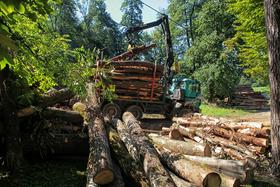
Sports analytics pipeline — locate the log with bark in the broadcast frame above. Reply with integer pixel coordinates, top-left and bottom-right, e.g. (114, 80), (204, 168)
(17, 88), (73, 118)
(168, 129), (184, 140)
(183, 155), (253, 183)
(177, 126), (255, 157)
(122, 112), (176, 187)
(85, 83), (114, 185)
(209, 127), (268, 147)
(106, 125), (149, 187)
(42, 107), (83, 123)
(148, 133), (212, 157)
(237, 128), (270, 138)
(157, 148), (221, 187)
(168, 170), (194, 187)
(110, 44), (157, 61)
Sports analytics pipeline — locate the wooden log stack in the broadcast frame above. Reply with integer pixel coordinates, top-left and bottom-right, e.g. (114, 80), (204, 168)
(230, 85), (268, 110)
(107, 60), (164, 101)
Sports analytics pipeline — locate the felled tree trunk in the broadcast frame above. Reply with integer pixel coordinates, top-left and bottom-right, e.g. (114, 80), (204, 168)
(122, 112), (176, 187)
(112, 119), (140, 161)
(157, 148), (221, 187)
(168, 170), (193, 187)
(183, 155), (253, 183)
(42, 107), (83, 123)
(0, 65), (24, 172)
(85, 83), (114, 185)
(17, 88), (73, 118)
(210, 127), (268, 147)
(237, 128), (270, 138)
(148, 133), (211, 157)
(220, 174), (241, 187)
(106, 126), (149, 187)
(168, 129), (184, 140)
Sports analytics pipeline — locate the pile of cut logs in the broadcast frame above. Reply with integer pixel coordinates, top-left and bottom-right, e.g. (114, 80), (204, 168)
(172, 113), (270, 159)
(84, 105), (257, 187)
(107, 44), (164, 101)
(231, 85), (268, 110)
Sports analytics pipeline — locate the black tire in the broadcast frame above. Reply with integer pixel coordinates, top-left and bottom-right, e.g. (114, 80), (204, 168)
(102, 103), (121, 119)
(177, 108), (193, 117)
(126, 105), (143, 120)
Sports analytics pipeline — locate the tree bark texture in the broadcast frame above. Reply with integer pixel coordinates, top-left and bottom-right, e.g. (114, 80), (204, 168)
(86, 83), (114, 185)
(264, 0), (280, 174)
(157, 148), (221, 187)
(210, 127), (268, 147)
(0, 65), (24, 172)
(148, 133), (211, 157)
(122, 112), (176, 187)
(106, 126), (149, 187)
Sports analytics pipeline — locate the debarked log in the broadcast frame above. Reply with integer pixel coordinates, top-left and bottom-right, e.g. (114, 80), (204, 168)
(148, 133), (211, 157)
(157, 148), (221, 187)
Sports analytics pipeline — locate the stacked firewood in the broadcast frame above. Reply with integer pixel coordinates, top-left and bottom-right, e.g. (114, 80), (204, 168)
(172, 113), (270, 160)
(231, 85), (268, 110)
(107, 44), (164, 101)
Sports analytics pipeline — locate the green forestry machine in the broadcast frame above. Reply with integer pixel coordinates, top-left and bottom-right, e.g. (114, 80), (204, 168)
(102, 15), (201, 119)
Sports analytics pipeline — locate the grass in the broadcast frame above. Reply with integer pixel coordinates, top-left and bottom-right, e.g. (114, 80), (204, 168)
(200, 103), (252, 118)
(253, 86), (270, 96)
(0, 159), (87, 187)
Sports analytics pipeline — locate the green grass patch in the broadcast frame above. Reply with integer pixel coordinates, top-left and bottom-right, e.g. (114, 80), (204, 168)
(253, 86), (270, 96)
(200, 103), (252, 118)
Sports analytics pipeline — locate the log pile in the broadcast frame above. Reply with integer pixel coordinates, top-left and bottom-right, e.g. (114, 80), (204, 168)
(107, 45), (165, 101)
(12, 90), (263, 186)
(173, 113), (270, 159)
(231, 85), (268, 110)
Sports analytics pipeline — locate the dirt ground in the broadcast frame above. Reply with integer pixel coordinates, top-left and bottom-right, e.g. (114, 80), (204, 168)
(230, 110), (271, 127)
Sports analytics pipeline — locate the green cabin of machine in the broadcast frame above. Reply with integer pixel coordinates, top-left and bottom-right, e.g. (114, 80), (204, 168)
(101, 15), (201, 119)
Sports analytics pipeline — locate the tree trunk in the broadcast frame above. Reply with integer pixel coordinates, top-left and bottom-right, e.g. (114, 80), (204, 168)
(0, 65), (24, 172)
(42, 107), (83, 123)
(237, 128), (270, 138)
(168, 170), (194, 187)
(264, 0), (280, 174)
(85, 83), (114, 185)
(183, 127), (255, 157)
(112, 119), (140, 161)
(183, 155), (253, 183)
(148, 133), (211, 157)
(210, 127), (268, 147)
(220, 174), (241, 187)
(106, 125), (149, 187)
(157, 148), (221, 187)
(122, 112), (176, 187)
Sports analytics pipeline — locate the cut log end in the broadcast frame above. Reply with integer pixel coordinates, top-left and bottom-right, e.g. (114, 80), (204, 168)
(204, 173), (221, 187)
(94, 169), (114, 185)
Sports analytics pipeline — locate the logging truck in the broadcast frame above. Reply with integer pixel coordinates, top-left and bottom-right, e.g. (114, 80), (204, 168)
(102, 15), (201, 119)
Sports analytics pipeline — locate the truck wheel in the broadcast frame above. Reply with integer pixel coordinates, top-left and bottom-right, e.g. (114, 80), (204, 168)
(178, 108), (193, 117)
(126, 105), (143, 120)
(102, 103), (121, 119)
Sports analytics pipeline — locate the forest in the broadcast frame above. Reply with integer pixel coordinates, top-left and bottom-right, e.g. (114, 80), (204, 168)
(0, 0), (280, 186)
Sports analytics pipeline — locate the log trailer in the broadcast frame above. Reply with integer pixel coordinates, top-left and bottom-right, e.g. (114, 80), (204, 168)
(102, 15), (201, 119)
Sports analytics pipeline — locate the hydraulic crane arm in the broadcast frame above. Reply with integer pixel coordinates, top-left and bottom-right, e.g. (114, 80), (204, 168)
(125, 15), (174, 78)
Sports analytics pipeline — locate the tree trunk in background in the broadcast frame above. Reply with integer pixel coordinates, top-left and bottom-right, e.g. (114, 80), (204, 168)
(264, 0), (280, 175)
(0, 65), (24, 172)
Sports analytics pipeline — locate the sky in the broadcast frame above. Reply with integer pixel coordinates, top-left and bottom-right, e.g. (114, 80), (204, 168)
(105, 0), (169, 24)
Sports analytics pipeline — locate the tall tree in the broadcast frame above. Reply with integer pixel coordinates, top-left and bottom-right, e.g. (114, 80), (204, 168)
(184, 0), (240, 101)
(228, 0), (268, 84)
(78, 0), (124, 56)
(264, 0), (280, 175)
(49, 0), (79, 48)
(120, 0), (143, 45)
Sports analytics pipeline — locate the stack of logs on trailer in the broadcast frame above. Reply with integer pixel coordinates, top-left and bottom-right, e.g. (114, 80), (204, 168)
(230, 85), (268, 110)
(106, 44), (164, 101)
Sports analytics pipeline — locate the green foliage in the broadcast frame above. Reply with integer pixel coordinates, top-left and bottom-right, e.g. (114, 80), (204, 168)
(227, 0), (268, 83)
(194, 53), (240, 100)
(183, 0), (239, 101)
(121, 0), (143, 45)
